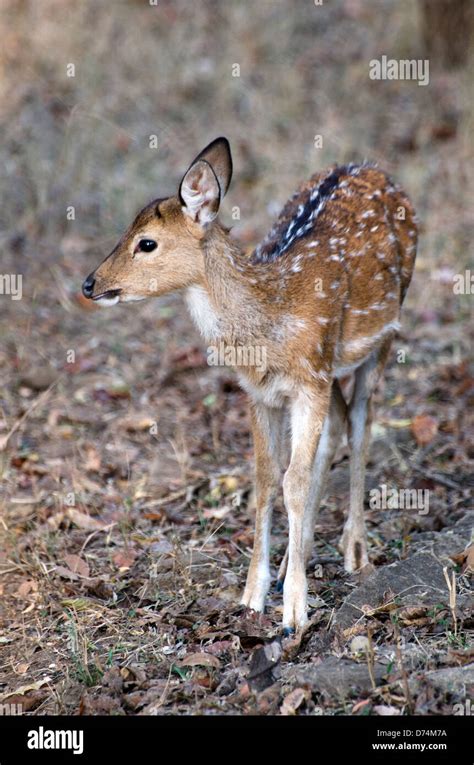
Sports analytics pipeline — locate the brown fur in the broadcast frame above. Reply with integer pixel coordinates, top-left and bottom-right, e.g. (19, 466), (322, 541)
(83, 139), (418, 631)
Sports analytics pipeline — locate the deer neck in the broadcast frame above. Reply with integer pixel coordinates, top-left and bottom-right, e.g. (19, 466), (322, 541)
(185, 224), (266, 346)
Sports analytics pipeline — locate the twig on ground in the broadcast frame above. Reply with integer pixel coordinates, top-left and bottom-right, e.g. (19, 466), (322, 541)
(411, 465), (461, 490)
(443, 566), (458, 636)
(366, 625), (376, 691)
(393, 620), (414, 714)
(0, 377), (62, 452)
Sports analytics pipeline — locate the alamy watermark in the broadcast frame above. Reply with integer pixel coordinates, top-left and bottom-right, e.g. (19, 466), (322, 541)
(369, 56), (429, 87)
(207, 342), (267, 373)
(0, 274), (22, 300)
(453, 269), (473, 294)
(27, 726), (84, 755)
(369, 484), (430, 515)
(0, 702), (23, 715)
(453, 699), (473, 716)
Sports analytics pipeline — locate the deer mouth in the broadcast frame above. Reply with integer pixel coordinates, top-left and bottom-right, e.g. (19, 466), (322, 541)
(92, 288), (122, 302)
(92, 288), (122, 306)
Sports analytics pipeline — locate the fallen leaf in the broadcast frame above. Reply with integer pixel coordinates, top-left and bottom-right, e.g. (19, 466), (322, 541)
(55, 566), (79, 580)
(46, 512), (64, 530)
(247, 641), (282, 691)
(202, 506), (231, 520)
(464, 545), (474, 574)
(450, 544), (474, 575)
(0, 690), (48, 712)
(118, 414), (156, 432)
(352, 699), (372, 714)
(411, 414), (438, 446)
(361, 600), (397, 616)
(93, 382), (131, 401)
(203, 640), (235, 656)
(142, 510), (165, 521)
(0, 679), (51, 702)
(61, 598), (104, 612)
(15, 579), (39, 600)
(219, 475), (239, 492)
(396, 605), (432, 626)
(256, 683), (280, 714)
(373, 705), (401, 716)
(66, 508), (110, 531)
(382, 418), (412, 429)
(180, 652), (221, 669)
(112, 549), (137, 570)
(84, 445), (101, 472)
(64, 554), (90, 578)
(280, 687), (310, 716)
(342, 623), (368, 640)
(388, 394), (405, 406)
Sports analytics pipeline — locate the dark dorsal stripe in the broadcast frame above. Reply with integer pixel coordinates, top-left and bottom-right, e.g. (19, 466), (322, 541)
(252, 163), (361, 264)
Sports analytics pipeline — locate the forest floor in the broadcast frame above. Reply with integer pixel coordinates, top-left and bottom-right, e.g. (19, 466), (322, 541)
(0, 0), (472, 715)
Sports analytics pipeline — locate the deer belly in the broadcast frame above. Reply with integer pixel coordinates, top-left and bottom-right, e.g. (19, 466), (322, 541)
(238, 371), (296, 407)
(333, 317), (401, 377)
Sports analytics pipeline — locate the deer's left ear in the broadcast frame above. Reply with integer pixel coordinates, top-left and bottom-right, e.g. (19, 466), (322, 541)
(179, 137), (233, 226)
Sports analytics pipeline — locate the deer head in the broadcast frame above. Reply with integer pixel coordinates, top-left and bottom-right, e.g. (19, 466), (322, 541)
(82, 137), (233, 305)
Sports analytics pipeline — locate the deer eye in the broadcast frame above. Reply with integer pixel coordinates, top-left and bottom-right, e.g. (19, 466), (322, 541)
(137, 239), (157, 253)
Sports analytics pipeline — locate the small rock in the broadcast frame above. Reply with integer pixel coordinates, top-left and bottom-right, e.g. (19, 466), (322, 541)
(409, 663), (474, 696)
(350, 636), (371, 655)
(19, 368), (57, 391)
(282, 656), (386, 698)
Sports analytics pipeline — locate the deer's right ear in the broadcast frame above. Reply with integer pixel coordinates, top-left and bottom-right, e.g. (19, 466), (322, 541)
(179, 137), (233, 227)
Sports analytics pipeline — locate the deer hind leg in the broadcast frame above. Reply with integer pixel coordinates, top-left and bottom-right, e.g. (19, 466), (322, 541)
(341, 340), (391, 572)
(241, 403), (284, 612)
(277, 381), (347, 587)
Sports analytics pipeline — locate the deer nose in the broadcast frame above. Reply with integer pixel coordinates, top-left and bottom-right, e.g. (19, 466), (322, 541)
(82, 273), (96, 299)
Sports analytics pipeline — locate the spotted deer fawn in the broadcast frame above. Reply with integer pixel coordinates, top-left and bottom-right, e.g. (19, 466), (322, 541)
(83, 137), (417, 632)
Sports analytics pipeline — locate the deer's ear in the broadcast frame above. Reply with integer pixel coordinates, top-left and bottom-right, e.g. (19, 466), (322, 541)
(179, 137), (233, 226)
